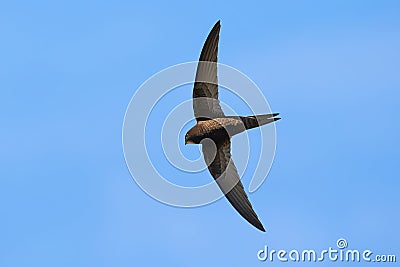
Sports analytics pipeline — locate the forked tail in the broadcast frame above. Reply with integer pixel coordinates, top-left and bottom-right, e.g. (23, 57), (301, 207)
(239, 113), (281, 130)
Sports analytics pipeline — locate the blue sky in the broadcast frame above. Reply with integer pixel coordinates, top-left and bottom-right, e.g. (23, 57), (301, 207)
(1, 1), (399, 266)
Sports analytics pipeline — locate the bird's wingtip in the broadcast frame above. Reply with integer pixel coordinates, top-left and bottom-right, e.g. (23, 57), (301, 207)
(256, 221), (266, 232)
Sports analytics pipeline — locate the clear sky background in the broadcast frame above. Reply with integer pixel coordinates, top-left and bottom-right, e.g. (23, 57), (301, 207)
(1, 1), (399, 266)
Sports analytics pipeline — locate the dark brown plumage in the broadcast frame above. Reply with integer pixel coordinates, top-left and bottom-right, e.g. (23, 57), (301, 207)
(185, 21), (280, 232)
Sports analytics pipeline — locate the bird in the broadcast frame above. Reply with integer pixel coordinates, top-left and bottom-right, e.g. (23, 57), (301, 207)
(184, 20), (280, 232)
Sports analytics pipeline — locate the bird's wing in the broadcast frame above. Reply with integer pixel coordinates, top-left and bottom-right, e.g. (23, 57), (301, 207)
(202, 138), (265, 232)
(193, 21), (225, 121)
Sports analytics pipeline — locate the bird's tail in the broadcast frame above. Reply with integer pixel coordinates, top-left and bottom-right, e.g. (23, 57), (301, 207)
(240, 113), (281, 130)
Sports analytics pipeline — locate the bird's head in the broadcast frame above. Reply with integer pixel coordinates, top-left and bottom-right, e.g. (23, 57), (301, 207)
(184, 132), (196, 145)
(185, 126), (200, 145)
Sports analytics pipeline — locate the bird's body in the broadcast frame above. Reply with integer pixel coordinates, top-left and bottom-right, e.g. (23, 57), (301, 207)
(186, 115), (279, 145)
(185, 21), (280, 232)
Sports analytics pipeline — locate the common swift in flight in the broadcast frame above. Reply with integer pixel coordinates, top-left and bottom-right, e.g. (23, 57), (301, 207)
(184, 21), (280, 232)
